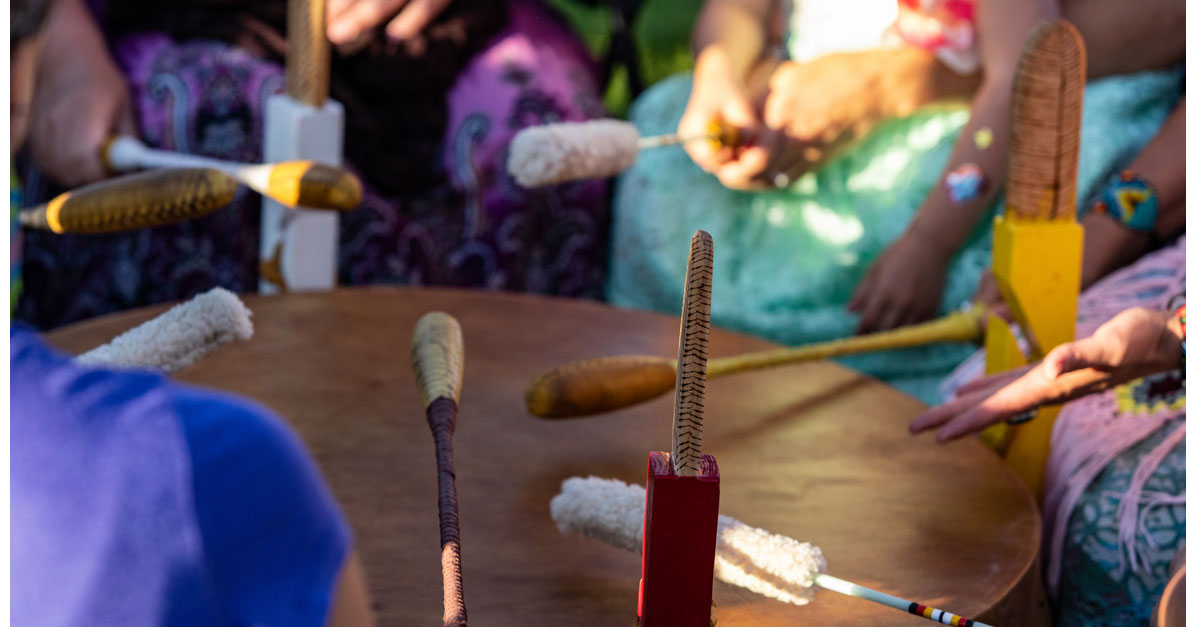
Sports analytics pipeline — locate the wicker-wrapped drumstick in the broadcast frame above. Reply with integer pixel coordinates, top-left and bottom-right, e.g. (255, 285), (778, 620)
(526, 305), (986, 418)
(19, 168), (237, 234)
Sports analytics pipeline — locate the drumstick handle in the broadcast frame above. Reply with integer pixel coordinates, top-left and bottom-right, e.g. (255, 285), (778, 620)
(105, 135), (270, 183)
(287, 0), (330, 107)
(815, 574), (994, 627)
(412, 312), (468, 626)
(707, 306), (985, 378)
(427, 398), (467, 627)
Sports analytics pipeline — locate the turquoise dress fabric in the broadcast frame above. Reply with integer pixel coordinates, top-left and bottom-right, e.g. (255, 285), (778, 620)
(607, 69), (1183, 403)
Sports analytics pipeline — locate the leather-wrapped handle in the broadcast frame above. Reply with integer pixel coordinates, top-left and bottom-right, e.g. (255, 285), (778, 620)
(19, 168), (237, 234)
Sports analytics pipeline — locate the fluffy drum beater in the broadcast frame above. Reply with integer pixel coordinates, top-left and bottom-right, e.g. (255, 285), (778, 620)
(507, 120), (643, 188)
(77, 287), (253, 372)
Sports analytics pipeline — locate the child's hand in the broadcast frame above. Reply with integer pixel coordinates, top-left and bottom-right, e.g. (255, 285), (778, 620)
(910, 306), (1184, 441)
(849, 231), (952, 334)
(679, 47), (769, 190)
(28, 0), (135, 187)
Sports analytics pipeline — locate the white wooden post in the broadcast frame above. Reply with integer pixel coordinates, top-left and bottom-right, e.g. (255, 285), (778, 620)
(259, 0), (341, 292)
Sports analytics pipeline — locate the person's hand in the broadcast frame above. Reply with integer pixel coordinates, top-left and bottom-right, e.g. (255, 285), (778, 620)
(327, 0), (451, 50)
(28, 0), (136, 187)
(849, 230), (952, 334)
(754, 54), (895, 186)
(679, 47), (770, 190)
(972, 271), (1012, 322)
(910, 306), (1184, 441)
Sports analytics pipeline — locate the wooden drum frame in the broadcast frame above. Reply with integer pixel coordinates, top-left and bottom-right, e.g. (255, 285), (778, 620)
(47, 287), (1045, 626)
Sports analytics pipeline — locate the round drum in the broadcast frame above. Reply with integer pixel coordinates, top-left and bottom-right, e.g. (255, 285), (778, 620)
(47, 287), (1042, 626)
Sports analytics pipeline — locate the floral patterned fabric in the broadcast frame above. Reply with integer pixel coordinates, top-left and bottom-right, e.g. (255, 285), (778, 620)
(15, 0), (609, 329)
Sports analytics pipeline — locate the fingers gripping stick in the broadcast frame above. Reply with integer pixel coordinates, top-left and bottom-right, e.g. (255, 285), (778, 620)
(639, 230), (721, 627)
(411, 312), (468, 627)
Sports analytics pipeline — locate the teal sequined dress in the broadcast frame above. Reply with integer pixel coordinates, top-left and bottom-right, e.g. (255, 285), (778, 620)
(608, 63), (1183, 404)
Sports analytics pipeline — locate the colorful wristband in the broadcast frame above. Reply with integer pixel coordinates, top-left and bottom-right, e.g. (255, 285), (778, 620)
(1090, 171), (1158, 232)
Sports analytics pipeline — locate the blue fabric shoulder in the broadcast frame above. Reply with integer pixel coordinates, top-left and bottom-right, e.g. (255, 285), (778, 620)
(174, 384), (352, 627)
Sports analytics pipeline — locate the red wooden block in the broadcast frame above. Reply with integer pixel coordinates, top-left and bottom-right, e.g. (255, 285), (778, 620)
(638, 451), (720, 626)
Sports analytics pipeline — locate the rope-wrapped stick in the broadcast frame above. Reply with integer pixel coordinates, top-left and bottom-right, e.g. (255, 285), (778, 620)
(551, 476), (995, 627)
(104, 136), (362, 211)
(411, 312), (468, 627)
(507, 118), (738, 188)
(526, 305), (986, 418)
(19, 168), (237, 234)
(77, 287), (253, 373)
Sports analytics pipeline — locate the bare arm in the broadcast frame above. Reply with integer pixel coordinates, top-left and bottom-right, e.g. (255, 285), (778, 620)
(326, 550), (376, 627)
(29, 0), (136, 186)
(1079, 97), (1185, 289)
(850, 0), (1058, 333)
(691, 0), (773, 81)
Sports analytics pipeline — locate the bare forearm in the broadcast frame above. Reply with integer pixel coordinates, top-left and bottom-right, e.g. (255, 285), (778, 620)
(692, 0), (772, 82)
(1079, 98), (1185, 289)
(907, 78), (1014, 260)
(1137, 98), (1185, 241)
(909, 0), (1059, 257)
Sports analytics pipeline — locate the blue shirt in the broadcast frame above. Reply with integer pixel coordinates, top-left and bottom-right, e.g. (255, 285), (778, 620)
(11, 326), (351, 626)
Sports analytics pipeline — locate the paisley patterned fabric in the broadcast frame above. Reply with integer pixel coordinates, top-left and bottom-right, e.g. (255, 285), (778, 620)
(1056, 417), (1184, 626)
(15, 0), (609, 329)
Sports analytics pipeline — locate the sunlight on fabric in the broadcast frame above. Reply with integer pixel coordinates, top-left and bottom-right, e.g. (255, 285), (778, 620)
(767, 206), (788, 227)
(801, 204), (863, 246)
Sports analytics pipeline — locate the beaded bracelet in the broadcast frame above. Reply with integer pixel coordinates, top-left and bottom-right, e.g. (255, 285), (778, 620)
(1090, 171), (1158, 232)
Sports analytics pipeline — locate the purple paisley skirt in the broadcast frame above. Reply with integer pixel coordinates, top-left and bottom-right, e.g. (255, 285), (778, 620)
(16, 0), (608, 329)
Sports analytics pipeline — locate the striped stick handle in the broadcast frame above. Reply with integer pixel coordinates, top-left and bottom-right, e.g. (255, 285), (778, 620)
(671, 230), (713, 477)
(411, 312), (467, 627)
(19, 168), (237, 234)
(815, 574), (994, 627)
(286, 0), (330, 107)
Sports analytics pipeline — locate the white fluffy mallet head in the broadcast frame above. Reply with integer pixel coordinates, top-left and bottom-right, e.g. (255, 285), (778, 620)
(507, 120), (642, 187)
(550, 476), (828, 605)
(77, 287), (253, 373)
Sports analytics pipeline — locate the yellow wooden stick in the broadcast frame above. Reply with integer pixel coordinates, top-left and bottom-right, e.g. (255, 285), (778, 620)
(526, 305), (985, 418)
(19, 168), (237, 234)
(104, 135), (362, 211)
